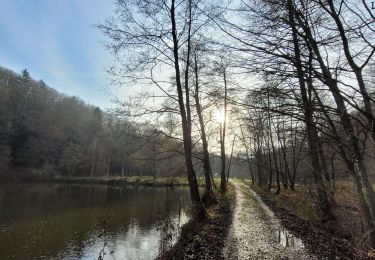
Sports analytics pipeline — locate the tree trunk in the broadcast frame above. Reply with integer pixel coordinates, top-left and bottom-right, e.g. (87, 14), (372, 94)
(240, 124), (255, 185)
(170, 0), (201, 204)
(226, 136), (236, 182)
(288, 0), (334, 221)
(296, 3), (375, 243)
(324, 0), (375, 147)
(220, 66), (228, 191)
(193, 52), (214, 197)
(153, 143), (156, 181)
(91, 137), (96, 177)
(121, 160), (125, 177)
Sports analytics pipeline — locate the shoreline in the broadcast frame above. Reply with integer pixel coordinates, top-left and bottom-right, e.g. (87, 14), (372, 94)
(0, 175), (206, 187)
(158, 183), (235, 259)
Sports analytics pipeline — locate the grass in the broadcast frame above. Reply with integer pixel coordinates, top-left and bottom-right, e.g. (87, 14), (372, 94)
(42, 175), (207, 187)
(254, 184), (320, 222)
(233, 178), (320, 222)
(333, 180), (374, 249)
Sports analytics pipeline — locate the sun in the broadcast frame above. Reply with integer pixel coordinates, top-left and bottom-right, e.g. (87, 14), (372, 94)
(214, 110), (225, 124)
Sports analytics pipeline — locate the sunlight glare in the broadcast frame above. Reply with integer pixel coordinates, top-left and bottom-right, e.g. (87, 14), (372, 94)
(214, 110), (225, 124)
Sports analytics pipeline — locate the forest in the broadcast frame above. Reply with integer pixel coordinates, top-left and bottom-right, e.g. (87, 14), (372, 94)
(1, 0), (375, 259)
(0, 66), (247, 182)
(0, 66), (191, 179)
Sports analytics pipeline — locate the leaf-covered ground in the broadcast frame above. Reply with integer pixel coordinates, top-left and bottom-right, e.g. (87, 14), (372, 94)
(159, 185), (235, 259)
(253, 183), (375, 260)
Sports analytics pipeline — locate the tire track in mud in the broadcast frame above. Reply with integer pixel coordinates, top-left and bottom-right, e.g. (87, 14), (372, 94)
(223, 182), (317, 260)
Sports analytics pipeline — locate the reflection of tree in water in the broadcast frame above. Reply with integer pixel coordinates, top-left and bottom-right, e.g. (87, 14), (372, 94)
(94, 216), (113, 260)
(94, 188), (190, 259)
(158, 187), (174, 254)
(158, 187), (188, 255)
(0, 184), (193, 260)
(158, 188), (191, 254)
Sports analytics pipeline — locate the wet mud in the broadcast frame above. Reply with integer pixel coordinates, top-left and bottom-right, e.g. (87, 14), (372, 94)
(224, 182), (316, 260)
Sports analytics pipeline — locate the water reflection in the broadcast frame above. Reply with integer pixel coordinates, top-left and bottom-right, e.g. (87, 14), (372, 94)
(0, 183), (191, 259)
(276, 228), (304, 249)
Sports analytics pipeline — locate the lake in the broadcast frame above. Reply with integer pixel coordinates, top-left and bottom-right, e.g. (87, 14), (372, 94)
(0, 182), (192, 260)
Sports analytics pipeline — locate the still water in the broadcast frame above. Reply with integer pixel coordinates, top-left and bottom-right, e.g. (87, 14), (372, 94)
(0, 183), (192, 260)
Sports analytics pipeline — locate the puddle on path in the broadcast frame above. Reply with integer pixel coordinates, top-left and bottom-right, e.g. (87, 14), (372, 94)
(276, 228), (304, 249)
(246, 185), (306, 250)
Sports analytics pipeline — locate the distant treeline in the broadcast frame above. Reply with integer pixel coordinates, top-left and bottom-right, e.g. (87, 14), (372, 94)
(0, 66), (186, 178)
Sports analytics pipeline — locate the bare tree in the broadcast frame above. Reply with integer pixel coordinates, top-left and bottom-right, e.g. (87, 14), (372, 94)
(98, 0), (220, 210)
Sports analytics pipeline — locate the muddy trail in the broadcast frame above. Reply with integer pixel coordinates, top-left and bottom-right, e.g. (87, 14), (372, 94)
(224, 182), (316, 260)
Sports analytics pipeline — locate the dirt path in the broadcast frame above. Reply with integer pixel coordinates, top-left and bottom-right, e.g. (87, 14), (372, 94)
(223, 182), (317, 260)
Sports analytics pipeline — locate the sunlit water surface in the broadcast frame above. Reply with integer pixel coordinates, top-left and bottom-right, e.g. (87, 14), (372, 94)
(0, 183), (192, 260)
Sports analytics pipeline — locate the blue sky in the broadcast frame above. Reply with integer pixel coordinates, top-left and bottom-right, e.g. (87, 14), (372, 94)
(0, 0), (119, 109)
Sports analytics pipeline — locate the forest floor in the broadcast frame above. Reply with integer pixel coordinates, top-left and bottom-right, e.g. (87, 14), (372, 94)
(223, 181), (316, 260)
(159, 183), (235, 259)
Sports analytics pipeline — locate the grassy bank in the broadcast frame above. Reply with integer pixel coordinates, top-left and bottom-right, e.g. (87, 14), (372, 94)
(159, 183), (235, 259)
(52, 176), (207, 187)
(0, 173), (206, 187)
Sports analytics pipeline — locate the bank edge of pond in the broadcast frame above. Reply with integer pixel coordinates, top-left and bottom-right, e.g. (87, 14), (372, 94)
(51, 176), (207, 187)
(0, 175), (206, 187)
(250, 183), (374, 260)
(158, 183), (235, 260)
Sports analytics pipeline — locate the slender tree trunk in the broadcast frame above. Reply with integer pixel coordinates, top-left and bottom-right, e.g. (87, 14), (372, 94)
(226, 136), (236, 182)
(240, 125), (255, 185)
(220, 66), (228, 191)
(107, 161), (111, 177)
(170, 0), (201, 204)
(121, 160), (125, 177)
(91, 137), (96, 177)
(256, 125), (265, 187)
(296, 3), (375, 243)
(288, 0), (334, 221)
(139, 148), (143, 177)
(324, 0), (375, 146)
(265, 89), (280, 193)
(193, 52), (214, 197)
(267, 135), (273, 191)
(317, 137), (330, 183)
(270, 120), (280, 194)
(153, 143), (156, 181)
(277, 123), (294, 190)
